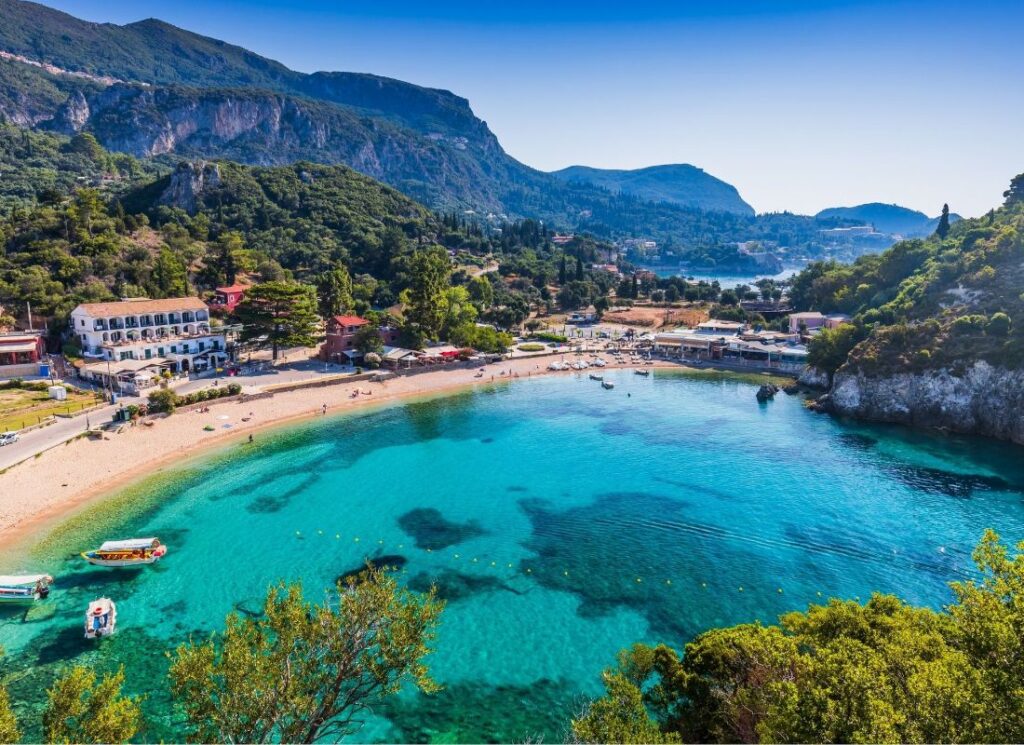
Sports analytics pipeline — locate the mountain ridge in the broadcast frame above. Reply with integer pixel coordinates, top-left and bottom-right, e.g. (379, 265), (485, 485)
(815, 202), (961, 237)
(550, 163), (754, 216)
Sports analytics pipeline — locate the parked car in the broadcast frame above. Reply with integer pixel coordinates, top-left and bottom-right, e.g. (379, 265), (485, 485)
(0, 432), (19, 446)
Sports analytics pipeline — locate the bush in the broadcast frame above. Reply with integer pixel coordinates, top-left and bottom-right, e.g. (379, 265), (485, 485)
(148, 388), (178, 413)
(517, 343), (546, 352)
(530, 331), (568, 344)
(987, 312), (1012, 337)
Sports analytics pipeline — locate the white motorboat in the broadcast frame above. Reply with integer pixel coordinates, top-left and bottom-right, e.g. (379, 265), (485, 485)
(82, 538), (167, 567)
(602, 381), (615, 390)
(84, 597), (116, 639)
(0, 574), (53, 604)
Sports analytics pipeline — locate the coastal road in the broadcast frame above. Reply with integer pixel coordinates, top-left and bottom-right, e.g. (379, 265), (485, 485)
(0, 362), (330, 471)
(0, 399), (129, 472)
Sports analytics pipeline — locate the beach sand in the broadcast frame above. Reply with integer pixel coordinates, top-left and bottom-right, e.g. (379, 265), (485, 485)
(0, 355), (673, 550)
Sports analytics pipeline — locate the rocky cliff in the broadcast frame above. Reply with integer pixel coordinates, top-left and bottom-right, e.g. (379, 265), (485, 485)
(826, 362), (1024, 445)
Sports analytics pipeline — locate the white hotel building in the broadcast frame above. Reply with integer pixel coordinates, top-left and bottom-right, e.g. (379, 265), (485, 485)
(70, 298), (228, 387)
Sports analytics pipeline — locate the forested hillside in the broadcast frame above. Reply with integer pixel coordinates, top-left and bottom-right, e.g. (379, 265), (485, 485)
(0, 125), (620, 347)
(0, 0), (882, 263)
(795, 174), (1023, 378)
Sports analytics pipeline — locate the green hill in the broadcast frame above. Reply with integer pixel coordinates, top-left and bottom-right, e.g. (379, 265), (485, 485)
(796, 175), (1024, 376)
(815, 202), (961, 237)
(550, 164), (754, 216)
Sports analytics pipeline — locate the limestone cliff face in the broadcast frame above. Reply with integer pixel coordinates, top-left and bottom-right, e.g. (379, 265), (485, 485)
(157, 161), (220, 214)
(828, 361), (1024, 445)
(798, 365), (830, 390)
(43, 83), (508, 212)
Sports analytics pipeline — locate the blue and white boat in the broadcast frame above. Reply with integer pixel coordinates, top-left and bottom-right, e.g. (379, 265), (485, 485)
(85, 597), (117, 639)
(0, 574), (53, 604)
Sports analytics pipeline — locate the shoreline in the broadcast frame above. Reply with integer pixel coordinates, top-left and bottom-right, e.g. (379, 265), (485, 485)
(1, 357), (720, 557)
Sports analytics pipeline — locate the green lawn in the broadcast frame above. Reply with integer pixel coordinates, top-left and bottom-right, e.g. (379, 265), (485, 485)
(0, 387), (103, 432)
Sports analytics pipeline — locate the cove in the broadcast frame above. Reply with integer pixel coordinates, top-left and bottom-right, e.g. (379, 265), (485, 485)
(3, 369), (1024, 743)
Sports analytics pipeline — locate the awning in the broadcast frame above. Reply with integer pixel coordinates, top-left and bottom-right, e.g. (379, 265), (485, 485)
(0, 342), (39, 354)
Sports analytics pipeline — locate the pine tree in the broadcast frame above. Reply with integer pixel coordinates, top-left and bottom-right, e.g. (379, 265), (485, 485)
(559, 255), (567, 285)
(575, 255), (584, 282)
(235, 281), (320, 360)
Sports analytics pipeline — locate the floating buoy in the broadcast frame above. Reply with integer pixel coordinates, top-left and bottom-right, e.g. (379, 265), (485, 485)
(665, 580), (672, 585)
(378, 539), (384, 544)
(454, 553), (460, 559)
(426, 548), (433, 552)
(701, 582), (707, 588)
(295, 531), (302, 536)
(564, 570), (569, 576)
(490, 561), (496, 567)
(354, 537), (360, 542)
(636, 578), (642, 583)
(777, 588), (783, 593)
(816, 591), (822, 597)
(738, 586), (744, 592)
(526, 568), (532, 573)
(507, 563), (513, 568)
(472, 558), (479, 563)
(398, 544), (404, 549)
(317, 530), (323, 535)
(335, 534), (340, 539)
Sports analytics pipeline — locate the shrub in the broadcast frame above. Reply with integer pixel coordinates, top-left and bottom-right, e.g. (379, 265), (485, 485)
(530, 332), (568, 344)
(148, 388), (179, 413)
(987, 312), (1012, 337)
(226, 383), (242, 395)
(517, 343), (546, 352)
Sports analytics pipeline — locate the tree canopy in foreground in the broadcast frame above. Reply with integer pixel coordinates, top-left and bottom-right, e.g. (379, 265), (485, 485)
(168, 563), (444, 744)
(573, 530), (1024, 744)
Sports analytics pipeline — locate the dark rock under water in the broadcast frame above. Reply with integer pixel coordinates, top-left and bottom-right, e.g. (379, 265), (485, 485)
(336, 554), (408, 585)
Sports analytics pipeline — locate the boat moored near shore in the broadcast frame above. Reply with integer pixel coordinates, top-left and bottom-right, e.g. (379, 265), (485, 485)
(82, 538), (167, 567)
(0, 574), (53, 604)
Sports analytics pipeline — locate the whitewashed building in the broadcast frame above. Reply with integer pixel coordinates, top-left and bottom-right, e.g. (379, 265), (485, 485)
(70, 298), (227, 373)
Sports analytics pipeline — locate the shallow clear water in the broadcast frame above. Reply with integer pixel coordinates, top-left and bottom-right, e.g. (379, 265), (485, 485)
(3, 370), (1024, 742)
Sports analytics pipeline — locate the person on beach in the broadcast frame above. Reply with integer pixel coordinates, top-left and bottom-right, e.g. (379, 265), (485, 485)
(322, 403), (328, 415)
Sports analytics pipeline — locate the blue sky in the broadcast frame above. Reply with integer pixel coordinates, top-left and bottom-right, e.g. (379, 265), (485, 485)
(46, 0), (1024, 217)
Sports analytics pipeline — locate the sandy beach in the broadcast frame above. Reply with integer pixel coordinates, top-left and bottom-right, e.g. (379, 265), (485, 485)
(0, 355), (675, 551)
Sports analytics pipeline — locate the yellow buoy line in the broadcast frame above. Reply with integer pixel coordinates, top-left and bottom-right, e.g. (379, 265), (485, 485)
(291, 531), (832, 595)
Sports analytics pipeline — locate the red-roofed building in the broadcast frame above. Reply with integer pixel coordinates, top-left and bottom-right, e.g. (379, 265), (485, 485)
(320, 316), (400, 362)
(208, 283), (250, 313)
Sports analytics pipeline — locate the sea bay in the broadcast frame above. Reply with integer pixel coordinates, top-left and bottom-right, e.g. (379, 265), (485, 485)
(2, 370), (1023, 742)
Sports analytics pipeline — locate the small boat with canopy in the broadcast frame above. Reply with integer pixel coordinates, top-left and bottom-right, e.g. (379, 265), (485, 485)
(84, 597), (116, 639)
(0, 574), (53, 604)
(81, 538), (167, 567)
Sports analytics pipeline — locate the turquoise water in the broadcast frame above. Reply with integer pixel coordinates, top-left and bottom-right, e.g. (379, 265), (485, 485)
(3, 370), (1024, 742)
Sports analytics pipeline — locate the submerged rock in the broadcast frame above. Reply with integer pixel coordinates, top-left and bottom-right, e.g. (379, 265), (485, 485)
(336, 554), (407, 585)
(397, 508), (486, 550)
(756, 383), (780, 402)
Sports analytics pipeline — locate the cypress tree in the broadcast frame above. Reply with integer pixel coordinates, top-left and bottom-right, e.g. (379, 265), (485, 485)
(936, 203), (951, 239)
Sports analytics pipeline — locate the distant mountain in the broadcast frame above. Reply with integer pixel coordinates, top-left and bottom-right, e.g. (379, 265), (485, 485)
(0, 0), (768, 243)
(815, 203), (961, 237)
(550, 164), (754, 216)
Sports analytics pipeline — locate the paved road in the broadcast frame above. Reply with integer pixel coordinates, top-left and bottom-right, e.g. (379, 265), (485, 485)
(0, 399), (130, 471)
(0, 358), (356, 470)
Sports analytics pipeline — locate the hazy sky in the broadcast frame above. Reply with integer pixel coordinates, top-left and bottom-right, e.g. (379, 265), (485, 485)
(44, 0), (1024, 217)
